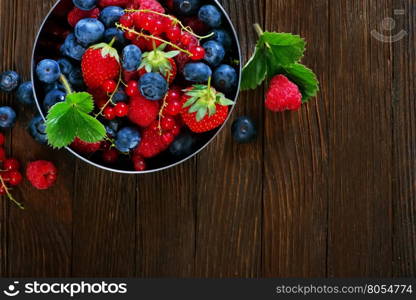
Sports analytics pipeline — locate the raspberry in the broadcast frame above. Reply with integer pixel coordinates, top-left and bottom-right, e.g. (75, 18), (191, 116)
(26, 161), (58, 190)
(128, 95), (160, 128)
(99, 0), (130, 7)
(67, 7), (100, 27)
(140, 0), (165, 13)
(265, 75), (302, 112)
(71, 138), (101, 154)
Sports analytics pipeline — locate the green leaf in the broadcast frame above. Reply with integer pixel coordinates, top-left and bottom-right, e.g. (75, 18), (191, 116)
(45, 92), (106, 149)
(196, 107), (207, 121)
(241, 45), (267, 91)
(164, 51), (180, 58)
(282, 63), (320, 102)
(261, 32), (306, 65)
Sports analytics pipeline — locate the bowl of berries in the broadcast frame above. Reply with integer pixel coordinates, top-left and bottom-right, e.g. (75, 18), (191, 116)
(31, 0), (241, 173)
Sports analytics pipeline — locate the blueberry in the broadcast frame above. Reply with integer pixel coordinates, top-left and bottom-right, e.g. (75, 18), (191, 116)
(75, 18), (105, 46)
(122, 45), (142, 71)
(231, 116), (257, 143)
(211, 29), (232, 49)
(203, 40), (225, 67)
(0, 71), (21, 92)
(113, 88), (127, 103)
(57, 58), (73, 75)
(16, 81), (35, 105)
(100, 6), (124, 28)
(115, 127), (141, 152)
(73, 0), (96, 11)
(213, 64), (238, 93)
(106, 120), (120, 137)
(28, 115), (47, 144)
(169, 133), (195, 157)
(183, 62), (212, 83)
(61, 34), (86, 61)
(104, 27), (127, 48)
(139, 72), (168, 101)
(43, 89), (66, 111)
(68, 68), (85, 89)
(36, 59), (61, 84)
(173, 0), (201, 16)
(0, 106), (16, 128)
(44, 82), (65, 93)
(198, 5), (222, 28)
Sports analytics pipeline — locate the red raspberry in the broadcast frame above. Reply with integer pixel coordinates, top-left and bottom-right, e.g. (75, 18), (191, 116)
(265, 75), (302, 112)
(67, 7), (100, 27)
(128, 95), (160, 127)
(135, 127), (165, 158)
(99, 0), (130, 7)
(71, 138), (101, 154)
(26, 161), (58, 190)
(140, 0), (165, 13)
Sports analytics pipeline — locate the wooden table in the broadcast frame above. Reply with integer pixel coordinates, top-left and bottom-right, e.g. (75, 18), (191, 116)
(0, 0), (415, 278)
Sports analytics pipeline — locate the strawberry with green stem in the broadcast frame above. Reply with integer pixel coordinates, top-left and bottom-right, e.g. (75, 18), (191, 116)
(181, 77), (234, 133)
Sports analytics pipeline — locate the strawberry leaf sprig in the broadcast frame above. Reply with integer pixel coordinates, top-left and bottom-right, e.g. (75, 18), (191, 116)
(242, 24), (319, 103)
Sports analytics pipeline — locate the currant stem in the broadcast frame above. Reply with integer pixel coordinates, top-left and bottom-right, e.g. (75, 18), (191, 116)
(116, 23), (192, 56)
(94, 72), (122, 118)
(124, 9), (214, 40)
(59, 74), (73, 94)
(0, 177), (24, 210)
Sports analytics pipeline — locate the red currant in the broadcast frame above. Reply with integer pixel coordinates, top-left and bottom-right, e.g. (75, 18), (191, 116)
(0, 133), (5, 146)
(180, 32), (193, 46)
(161, 116), (176, 131)
(141, 14), (155, 31)
(166, 89), (181, 102)
(161, 132), (175, 146)
(132, 155), (146, 171)
(103, 80), (117, 93)
(114, 102), (129, 117)
(165, 100), (182, 116)
(0, 148), (5, 162)
(102, 149), (119, 164)
(149, 19), (165, 35)
(166, 25), (181, 42)
(103, 106), (116, 120)
(1, 171), (10, 182)
(132, 12), (143, 27)
(3, 158), (20, 171)
(8, 171), (22, 186)
(190, 46), (206, 60)
(120, 13), (134, 27)
(126, 81), (139, 97)
(0, 185), (6, 195)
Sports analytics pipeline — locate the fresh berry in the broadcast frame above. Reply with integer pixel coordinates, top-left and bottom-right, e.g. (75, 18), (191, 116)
(161, 132), (175, 145)
(138, 44), (178, 83)
(213, 64), (237, 94)
(71, 137), (101, 153)
(57, 59), (74, 75)
(102, 79), (117, 93)
(181, 83), (234, 133)
(183, 62), (212, 83)
(122, 44), (142, 71)
(102, 148), (119, 163)
(75, 18), (105, 46)
(68, 68), (85, 88)
(166, 25), (181, 42)
(174, 51), (191, 72)
(61, 34), (86, 61)
(105, 119), (120, 137)
(169, 133), (195, 156)
(126, 80), (140, 96)
(180, 32), (193, 46)
(103, 106), (116, 120)
(100, 6), (125, 27)
(119, 13), (134, 27)
(202, 40), (225, 67)
(0, 133), (4, 145)
(26, 160), (58, 190)
(4, 158), (21, 171)
(128, 95), (160, 127)
(132, 154), (146, 171)
(16, 81), (35, 105)
(135, 127), (165, 158)
(190, 46), (205, 61)
(0, 71), (20, 92)
(0, 107), (16, 128)
(160, 116), (176, 131)
(113, 88), (128, 103)
(164, 99), (182, 116)
(99, 0), (129, 7)
(139, 72), (168, 101)
(115, 127), (141, 152)
(0, 148), (5, 162)
(210, 29), (232, 49)
(140, 0), (166, 13)
(36, 59), (61, 84)
(73, 0), (97, 11)
(173, 0), (201, 16)
(28, 115), (48, 144)
(68, 7), (100, 27)
(265, 75), (302, 112)
(123, 69), (139, 82)
(81, 40), (121, 89)
(104, 27), (128, 48)
(43, 89), (66, 111)
(231, 116), (257, 143)
(44, 81), (65, 93)
(183, 17), (209, 35)
(114, 102), (129, 117)
(8, 171), (23, 186)
(198, 4), (222, 28)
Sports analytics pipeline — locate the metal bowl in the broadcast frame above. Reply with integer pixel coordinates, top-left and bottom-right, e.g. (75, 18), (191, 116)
(31, 0), (242, 174)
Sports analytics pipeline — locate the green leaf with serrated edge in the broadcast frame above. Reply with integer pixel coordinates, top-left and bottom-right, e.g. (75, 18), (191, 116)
(282, 63), (319, 102)
(66, 92), (94, 114)
(45, 103), (78, 148)
(196, 107), (207, 121)
(241, 45), (267, 91)
(261, 32), (306, 65)
(73, 113), (106, 143)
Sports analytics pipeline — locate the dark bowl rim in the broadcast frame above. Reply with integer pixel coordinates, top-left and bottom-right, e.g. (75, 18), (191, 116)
(31, 0), (242, 174)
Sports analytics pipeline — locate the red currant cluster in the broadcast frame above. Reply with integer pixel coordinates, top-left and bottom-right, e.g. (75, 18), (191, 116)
(103, 101), (129, 120)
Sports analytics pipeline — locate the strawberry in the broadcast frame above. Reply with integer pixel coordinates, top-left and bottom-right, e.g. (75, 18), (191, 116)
(67, 7), (100, 27)
(81, 41), (121, 90)
(180, 81), (234, 133)
(128, 94), (160, 127)
(71, 138), (101, 153)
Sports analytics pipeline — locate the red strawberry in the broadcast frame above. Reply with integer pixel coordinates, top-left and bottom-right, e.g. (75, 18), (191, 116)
(71, 138), (101, 154)
(128, 94), (160, 127)
(99, 0), (130, 7)
(82, 41), (121, 89)
(265, 75), (302, 112)
(68, 7), (100, 27)
(180, 83), (234, 133)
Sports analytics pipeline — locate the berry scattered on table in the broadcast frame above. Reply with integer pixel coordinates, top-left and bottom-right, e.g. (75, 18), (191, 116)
(0, 71), (21, 92)
(231, 116), (257, 143)
(26, 160), (58, 190)
(16, 81), (35, 105)
(265, 75), (302, 112)
(0, 107), (17, 128)
(28, 115), (48, 144)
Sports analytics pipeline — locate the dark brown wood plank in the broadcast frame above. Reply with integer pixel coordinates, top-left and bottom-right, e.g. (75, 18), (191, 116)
(72, 167), (136, 277)
(392, 0), (416, 276)
(194, 0), (264, 278)
(0, 0), (74, 277)
(136, 160), (196, 277)
(263, 0), (330, 277)
(327, 0), (393, 277)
